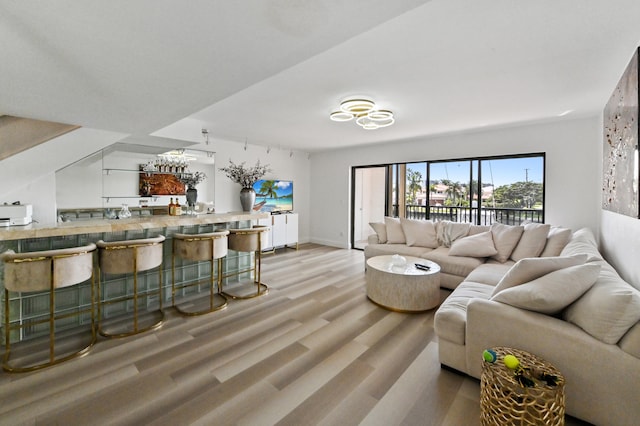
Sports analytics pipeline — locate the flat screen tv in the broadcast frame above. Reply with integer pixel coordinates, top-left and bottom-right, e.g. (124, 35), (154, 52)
(252, 179), (293, 213)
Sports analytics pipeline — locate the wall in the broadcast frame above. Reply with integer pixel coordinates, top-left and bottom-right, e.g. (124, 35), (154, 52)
(0, 127), (128, 224)
(601, 211), (640, 289)
(596, 107), (640, 289)
(310, 116), (601, 249)
(152, 119), (311, 244)
(211, 140), (310, 245)
(53, 136), (311, 244)
(56, 150), (216, 210)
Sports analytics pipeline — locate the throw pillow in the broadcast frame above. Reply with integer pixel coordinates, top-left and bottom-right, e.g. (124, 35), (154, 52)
(436, 220), (471, 247)
(510, 222), (551, 261)
(490, 223), (524, 263)
(563, 269), (640, 344)
(491, 253), (588, 296)
(449, 231), (498, 257)
(369, 222), (387, 244)
(540, 226), (571, 257)
(400, 218), (438, 248)
(384, 217), (406, 244)
(560, 227), (603, 262)
(491, 263), (600, 315)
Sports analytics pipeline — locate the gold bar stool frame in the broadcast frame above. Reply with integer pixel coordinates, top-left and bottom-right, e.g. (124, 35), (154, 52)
(96, 235), (165, 338)
(222, 226), (269, 299)
(1, 243), (97, 373)
(172, 231), (229, 315)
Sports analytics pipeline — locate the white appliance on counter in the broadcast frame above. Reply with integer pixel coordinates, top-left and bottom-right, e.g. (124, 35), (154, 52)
(0, 204), (33, 226)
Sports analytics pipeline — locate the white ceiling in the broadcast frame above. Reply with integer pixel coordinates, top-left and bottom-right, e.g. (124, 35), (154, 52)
(2, 0), (640, 153)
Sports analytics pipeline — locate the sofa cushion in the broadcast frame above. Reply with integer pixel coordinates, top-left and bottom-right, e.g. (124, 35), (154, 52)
(434, 281), (494, 345)
(619, 322), (640, 359)
(436, 221), (471, 247)
(490, 223), (524, 263)
(560, 227), (603, 262)
(369, 222), (387, 244)
(563, 268), (640, 344)
(422, 246), (486, 278)
(465, 262), (513, 286)
(491, 254), (588, 296)
(491, 263), (600, 315)
(384, 217), (406, 244)
(364, 244), (430, 259)
(449, 231), (497, 257)
(400, 218), (438, 248)
(468, 224), (491, 235)
(540, 226), (572, 257)
(510, 222), (551, 261)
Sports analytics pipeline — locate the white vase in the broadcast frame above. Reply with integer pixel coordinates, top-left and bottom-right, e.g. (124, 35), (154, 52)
(240, 187), (256, 212)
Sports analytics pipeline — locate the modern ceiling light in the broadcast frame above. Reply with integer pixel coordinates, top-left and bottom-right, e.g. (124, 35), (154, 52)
(329, 96), (394, 130)
(329, 111), (355, 122)
(340, 98), (375, 114)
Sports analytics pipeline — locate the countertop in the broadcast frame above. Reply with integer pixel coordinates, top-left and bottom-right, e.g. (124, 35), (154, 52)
(0, 212), (268, 241)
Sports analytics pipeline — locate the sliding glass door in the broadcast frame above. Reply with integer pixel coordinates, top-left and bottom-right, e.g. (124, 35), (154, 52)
(352, 166), (388, 249)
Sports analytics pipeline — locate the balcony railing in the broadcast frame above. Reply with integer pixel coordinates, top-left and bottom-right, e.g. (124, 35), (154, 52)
(395, 205), (543, 226)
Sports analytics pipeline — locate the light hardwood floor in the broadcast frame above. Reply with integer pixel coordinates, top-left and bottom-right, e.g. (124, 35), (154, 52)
(0, 244), (590, 425)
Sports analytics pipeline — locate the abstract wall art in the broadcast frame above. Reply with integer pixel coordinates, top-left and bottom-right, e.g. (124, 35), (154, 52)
(603, 47), (640, 218)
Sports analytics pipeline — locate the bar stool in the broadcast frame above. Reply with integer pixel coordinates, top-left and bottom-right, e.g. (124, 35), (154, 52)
(222, 225), (269, 299)
(96, 235), (165, 338)
(1, 243), (97, 372)
(172, 230), (229, 315)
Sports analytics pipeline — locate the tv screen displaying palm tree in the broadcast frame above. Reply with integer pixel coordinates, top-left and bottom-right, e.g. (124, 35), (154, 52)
(252, 179), (293, 213)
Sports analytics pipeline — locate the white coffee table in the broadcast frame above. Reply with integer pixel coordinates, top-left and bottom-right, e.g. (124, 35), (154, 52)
(365, 255), (441, 312)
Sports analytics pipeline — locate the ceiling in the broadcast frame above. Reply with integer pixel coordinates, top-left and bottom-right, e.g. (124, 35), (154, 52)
(2, 0), (640, 153)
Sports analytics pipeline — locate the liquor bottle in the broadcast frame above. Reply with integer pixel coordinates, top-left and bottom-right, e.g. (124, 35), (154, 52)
(174, 198), (182, 216)
(169, 198), (175, 216)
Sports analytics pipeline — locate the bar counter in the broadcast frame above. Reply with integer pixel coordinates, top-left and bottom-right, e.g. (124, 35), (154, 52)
(0, 211), (268, 241)
(0, 211), (269, 346)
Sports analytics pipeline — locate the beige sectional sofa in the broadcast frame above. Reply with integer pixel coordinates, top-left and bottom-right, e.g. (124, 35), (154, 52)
(365, 218), (640, 426)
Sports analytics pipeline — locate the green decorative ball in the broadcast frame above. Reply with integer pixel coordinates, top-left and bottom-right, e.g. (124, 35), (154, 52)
(483, 349), (497, 363)
(504, 354), (520, 370)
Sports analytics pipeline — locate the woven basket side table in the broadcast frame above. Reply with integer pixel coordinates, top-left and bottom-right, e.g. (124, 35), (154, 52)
(480, 347), (566, 426)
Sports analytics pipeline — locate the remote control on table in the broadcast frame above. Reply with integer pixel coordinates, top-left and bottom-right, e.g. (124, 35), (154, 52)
(414, 263), (430, 271)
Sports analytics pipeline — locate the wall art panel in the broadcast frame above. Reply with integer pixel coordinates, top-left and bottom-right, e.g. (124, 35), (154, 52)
(603, 47), (640, 218)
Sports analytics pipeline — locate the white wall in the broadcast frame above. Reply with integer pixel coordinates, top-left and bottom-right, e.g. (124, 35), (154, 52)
(57, 150), (216, 210)
(52, 136), (311, 244)
(310, 116), (601, 249)
(601, 211), (640, 289)
(212, 140), (310, 244)
(2, 173), (58, 224)
(0, 127), (128, 224)
(596, 108), (640, 289)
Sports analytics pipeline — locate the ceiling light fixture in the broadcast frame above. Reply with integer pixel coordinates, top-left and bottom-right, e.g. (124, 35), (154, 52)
(202, 128), (209, 145)
(329, 96), (394, 130)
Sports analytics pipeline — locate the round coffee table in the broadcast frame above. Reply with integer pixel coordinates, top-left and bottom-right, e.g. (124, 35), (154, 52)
(365, 255), (441, 312)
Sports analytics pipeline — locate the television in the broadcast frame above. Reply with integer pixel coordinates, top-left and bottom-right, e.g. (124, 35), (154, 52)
(252, 179), (293, 213)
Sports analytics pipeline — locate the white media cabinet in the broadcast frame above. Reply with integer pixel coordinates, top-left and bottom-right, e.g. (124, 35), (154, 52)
(257, 212), (298, 251)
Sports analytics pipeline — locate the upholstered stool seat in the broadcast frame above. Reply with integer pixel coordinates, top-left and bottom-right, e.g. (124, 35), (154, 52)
(96, 235), (165, 338)
(222, 226), (269, 299)
(2, 243), (97, 372)
(172, 230), (229, 315)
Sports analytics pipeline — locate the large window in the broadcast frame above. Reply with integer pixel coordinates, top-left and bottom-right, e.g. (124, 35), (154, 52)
(351, 153), (545, 248)
(402, 154), (544, 225)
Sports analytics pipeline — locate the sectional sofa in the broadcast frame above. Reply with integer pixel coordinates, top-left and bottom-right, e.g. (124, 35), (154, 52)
(365, 218), (640, 426)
